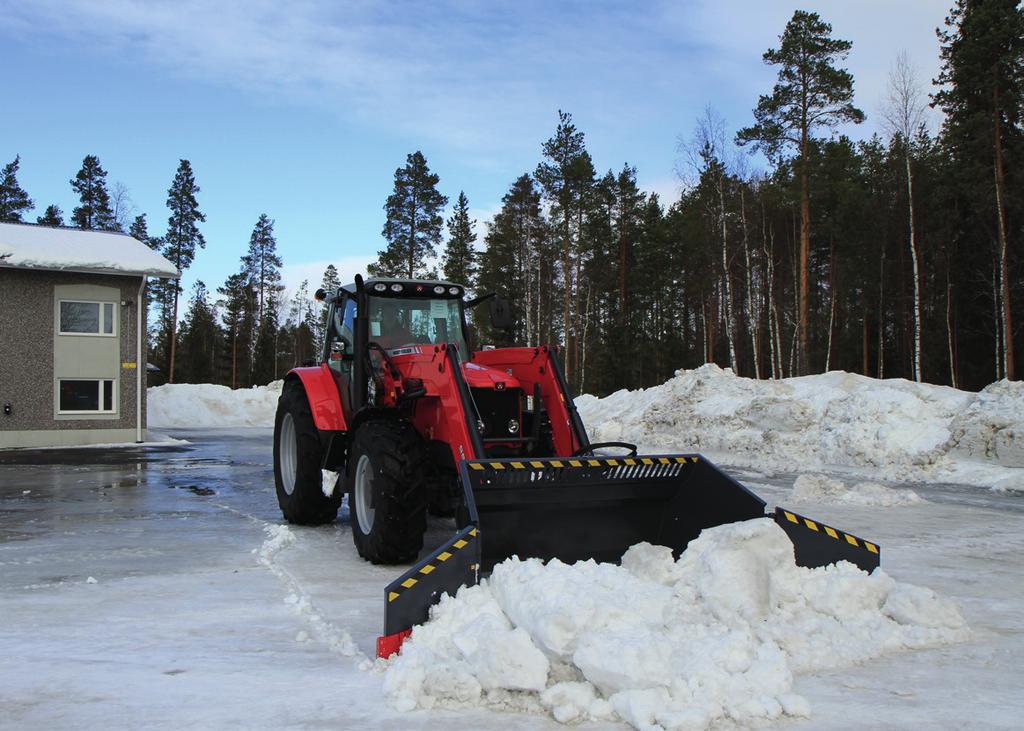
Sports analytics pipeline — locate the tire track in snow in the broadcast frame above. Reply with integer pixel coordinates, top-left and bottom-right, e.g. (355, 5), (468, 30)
(214, 502), (366, 663)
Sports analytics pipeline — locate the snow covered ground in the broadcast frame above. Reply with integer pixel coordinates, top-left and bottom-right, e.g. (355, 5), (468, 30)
(2, 368), (1022, 729)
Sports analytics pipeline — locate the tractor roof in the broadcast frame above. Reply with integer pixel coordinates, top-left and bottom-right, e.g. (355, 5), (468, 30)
(342, 277), (467, 298)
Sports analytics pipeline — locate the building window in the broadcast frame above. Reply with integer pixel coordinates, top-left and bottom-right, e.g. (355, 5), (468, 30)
(58, 379), (116, 414)
(59, 300), (117, 336)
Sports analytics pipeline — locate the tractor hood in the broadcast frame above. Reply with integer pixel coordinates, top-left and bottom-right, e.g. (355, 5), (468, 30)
(462, 361), (521, 391)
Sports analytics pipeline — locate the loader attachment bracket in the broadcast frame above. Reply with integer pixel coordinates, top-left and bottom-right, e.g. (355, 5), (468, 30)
(773, 507), (880, 573)
(378, 525), (480, 657)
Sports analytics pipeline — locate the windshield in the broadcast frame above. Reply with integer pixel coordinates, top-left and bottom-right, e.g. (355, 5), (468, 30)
(367, 296), (467, 359)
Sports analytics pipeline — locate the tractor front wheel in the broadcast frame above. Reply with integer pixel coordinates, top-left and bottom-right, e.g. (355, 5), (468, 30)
(274, 380), (341, 525)
(347, 419), (428, 564)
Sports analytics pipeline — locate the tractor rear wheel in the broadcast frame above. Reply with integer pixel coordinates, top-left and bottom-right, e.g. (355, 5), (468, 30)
(347, 419), (428, 564)
(274, 380), (342, 525)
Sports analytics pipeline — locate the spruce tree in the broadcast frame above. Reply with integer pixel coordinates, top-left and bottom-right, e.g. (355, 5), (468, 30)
(317, 264), (342, 346)
(934, 0), (1023, 380)
(736, 10), (864, 374)
(241, 213), (284, 322)
(70, 155), (117, 230)
(0, 155), (33, 222)
(476, 175), (549, 346)
(163, 159), (206, 382)
(252, 296), (280, 385)
(36, 204), (64, 227)
(176, 281), (221, 383)
(219, 272), (257, 389)
(370, 151), (448, 278)
(442, 191), (477, 287)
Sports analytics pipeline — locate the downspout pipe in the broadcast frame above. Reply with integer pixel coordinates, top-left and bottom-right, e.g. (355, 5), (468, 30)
(136, 277), (145, 443)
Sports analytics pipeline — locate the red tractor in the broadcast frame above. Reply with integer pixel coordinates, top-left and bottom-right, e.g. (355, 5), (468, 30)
(273, 275), (880, 656)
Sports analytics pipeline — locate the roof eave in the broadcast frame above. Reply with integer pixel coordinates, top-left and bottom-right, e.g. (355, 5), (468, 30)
(0, 263), (181, 279)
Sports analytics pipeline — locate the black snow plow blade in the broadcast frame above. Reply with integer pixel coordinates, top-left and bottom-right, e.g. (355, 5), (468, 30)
(377, 454), (881, 656)
(458, 455), (768, 570)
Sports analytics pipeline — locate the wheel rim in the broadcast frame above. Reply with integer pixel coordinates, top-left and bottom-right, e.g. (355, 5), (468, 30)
(354, 454), (375, 535)
(279, 412), (297, 496)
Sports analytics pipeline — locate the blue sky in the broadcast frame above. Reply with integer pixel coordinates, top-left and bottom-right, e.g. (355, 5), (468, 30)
(1, 0), (948, 307)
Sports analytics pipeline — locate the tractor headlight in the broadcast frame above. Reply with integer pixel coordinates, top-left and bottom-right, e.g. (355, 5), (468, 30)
(507, 418), (519, 434)
(373, 283), (387, 292)
(448, 286), (460, 296)
(390, 283), (403, 293)
(433, 285), (446, 294)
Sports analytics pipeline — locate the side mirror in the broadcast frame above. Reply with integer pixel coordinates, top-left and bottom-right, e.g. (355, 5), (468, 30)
(489, 297), (514, 331)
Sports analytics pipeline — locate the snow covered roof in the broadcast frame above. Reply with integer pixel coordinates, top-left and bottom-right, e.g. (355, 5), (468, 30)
(0, 222), (180, 278)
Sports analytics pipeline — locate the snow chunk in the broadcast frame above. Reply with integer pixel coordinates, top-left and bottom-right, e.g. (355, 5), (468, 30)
(791, 474), (925, 507)
(383, 519), (969, 729)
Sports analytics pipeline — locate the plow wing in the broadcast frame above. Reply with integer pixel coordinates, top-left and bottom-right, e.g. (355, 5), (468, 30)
(378, 454), (881, 656)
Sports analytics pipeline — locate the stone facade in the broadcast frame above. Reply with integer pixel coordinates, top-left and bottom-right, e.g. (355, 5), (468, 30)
(0, 268), (149, 448)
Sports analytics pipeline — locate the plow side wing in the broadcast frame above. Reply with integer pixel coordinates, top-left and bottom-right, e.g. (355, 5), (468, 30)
(459, 455), (767, 570)
(773, 507), (881, 573)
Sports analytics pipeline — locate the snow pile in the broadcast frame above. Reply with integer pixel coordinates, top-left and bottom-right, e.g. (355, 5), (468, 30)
(148, 381), (283, 428)
(383, 520), (967, 730)
(577, 364), (1021, 490)
(790, 474), (925, 507)
(946, 379), (1024, 469)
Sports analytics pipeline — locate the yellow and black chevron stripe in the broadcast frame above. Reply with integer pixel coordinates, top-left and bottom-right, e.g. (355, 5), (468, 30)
(780, 510), (879, 555)
(467, 455), (701, 471)
(387, 528), (479, 603)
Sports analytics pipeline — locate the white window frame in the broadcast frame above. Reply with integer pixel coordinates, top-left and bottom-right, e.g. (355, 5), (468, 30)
(57, 378), (118, 415)
(58, 299), (118, 337)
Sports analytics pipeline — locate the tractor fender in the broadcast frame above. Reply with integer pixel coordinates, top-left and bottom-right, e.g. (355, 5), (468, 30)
(287, 365), (348, 432)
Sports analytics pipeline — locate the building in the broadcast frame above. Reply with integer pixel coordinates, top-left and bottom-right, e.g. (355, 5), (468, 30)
(0, 222), (179, 448)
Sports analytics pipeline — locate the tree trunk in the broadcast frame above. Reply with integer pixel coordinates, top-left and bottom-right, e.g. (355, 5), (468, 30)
(993, 94), (1015, 380)
(906, 153), (922, 382)
(946, 262), (957, 389)
(719, 177), (737, 373)
(877, 249), (886, 379)
(862, 307), (869, 377)
(168, 284), (179, 383)
(798, 134), (811, 375)
(825, 236), (835, 372)
(741, 187), (760, 379)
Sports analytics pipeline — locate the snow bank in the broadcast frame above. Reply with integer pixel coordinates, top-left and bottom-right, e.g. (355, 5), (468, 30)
(577, 364), (1024, 491)
(148, 381), (282, 428)
(383, 520), (967, 729)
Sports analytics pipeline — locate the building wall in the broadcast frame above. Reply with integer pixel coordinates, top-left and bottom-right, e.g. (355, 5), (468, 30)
(0, 269), (148, 447)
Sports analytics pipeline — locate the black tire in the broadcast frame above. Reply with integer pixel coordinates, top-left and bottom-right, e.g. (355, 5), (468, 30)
(274, 380), (342, 525)
(347, 419), (429, 564)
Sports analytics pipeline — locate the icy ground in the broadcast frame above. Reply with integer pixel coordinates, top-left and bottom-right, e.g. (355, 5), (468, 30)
(1, 428), (1022, 729)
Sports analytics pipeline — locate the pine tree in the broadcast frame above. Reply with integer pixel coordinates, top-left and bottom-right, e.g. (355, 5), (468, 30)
(442, 191), (477, 287)
(0, 155), (33, 222)
(70, 155), (117, 231)
(241, 213), (284, 322)
(934, 0), (1023, 381)
(736, 10), (864, 374)
(535, 110), (596, 389)
(370, 151), (448, 278)
(36, 204), (64, 227)
(163, 159), (206, 383)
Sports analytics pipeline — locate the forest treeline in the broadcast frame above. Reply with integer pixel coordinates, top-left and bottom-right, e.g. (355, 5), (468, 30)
(1, 2), (1019, 394)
